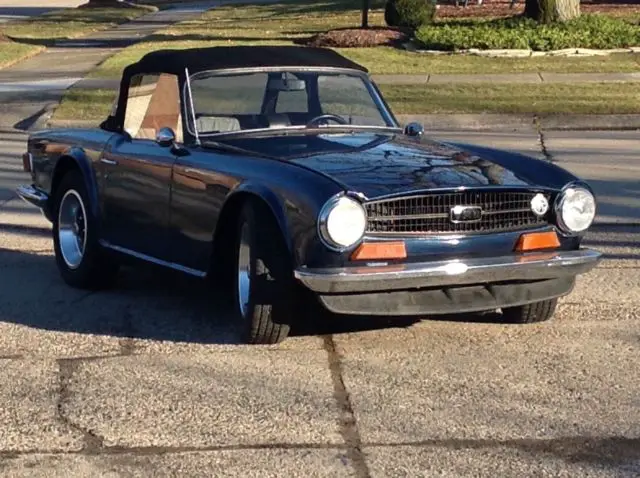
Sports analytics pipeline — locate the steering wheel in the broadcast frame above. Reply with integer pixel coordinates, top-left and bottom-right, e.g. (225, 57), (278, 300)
(305, 114), (348, 127)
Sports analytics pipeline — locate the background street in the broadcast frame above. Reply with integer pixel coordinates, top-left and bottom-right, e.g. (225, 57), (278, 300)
(1, 128), (638, 477)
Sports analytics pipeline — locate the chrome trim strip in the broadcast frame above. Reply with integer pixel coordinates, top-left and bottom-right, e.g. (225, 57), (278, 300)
(99, 240), (207, 278)
(364, 186), (557, 202)
(294, 248), (602, 294)
(184, 67), (200, 146)
(100, 158), (118, 165)
(368, 208), (535, 222)
(16, 185), (49, 208)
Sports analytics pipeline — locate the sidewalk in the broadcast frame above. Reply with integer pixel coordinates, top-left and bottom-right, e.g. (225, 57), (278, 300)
(0, 2), (220, 129)
(373, 72), (640, 85)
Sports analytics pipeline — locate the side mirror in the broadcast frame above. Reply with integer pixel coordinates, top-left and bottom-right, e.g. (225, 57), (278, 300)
(404, 122), (424, 138)
(156, 127), (176, 147)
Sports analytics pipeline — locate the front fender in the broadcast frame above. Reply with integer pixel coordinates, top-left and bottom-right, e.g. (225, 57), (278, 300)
(51, 147), (101, 219)
(226, 182), (294, 254)
(222, 172), (345, 268)
(445, 142), (584, 190)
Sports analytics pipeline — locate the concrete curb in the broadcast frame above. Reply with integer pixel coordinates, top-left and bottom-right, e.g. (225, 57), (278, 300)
(397, 114), (640, 131)
(403, 42), (640, 58)
(47, 114), (640, 132)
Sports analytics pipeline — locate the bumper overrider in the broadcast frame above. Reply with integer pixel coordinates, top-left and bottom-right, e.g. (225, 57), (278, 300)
(294, 249), (602, 315)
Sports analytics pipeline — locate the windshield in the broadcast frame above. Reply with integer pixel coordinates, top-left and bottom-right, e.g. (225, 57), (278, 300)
(187, 69), (395, 137)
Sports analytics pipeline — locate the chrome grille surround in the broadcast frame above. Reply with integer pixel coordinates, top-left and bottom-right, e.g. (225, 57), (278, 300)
(365, 190), (552, 235)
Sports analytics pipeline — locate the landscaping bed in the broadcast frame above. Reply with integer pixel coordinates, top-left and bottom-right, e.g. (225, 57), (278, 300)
(414, 13), (640, 51)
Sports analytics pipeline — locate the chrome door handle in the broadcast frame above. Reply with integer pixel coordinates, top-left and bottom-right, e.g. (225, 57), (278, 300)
(100, 158), (118, 165)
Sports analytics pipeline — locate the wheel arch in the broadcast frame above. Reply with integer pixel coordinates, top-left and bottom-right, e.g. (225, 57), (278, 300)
(210, 184), (294, 275)
(49, 148), (100, 221)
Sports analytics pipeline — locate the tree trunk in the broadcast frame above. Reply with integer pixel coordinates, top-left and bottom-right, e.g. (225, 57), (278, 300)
(524, 0), (580, 23)
(361, 0), (370, 28)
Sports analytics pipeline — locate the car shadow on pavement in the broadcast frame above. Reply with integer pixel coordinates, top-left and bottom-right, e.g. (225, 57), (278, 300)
(0, 245), (506, 345)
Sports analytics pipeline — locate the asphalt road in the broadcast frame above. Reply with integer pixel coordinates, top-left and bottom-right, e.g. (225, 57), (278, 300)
(0, 129), (639, 477)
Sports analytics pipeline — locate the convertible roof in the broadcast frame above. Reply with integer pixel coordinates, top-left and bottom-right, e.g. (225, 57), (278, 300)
(124, 45), (368, 76)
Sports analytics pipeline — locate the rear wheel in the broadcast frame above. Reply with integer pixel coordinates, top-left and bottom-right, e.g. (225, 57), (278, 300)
(501, 298), (558, 324)
(52, 170), (119, 289)
(231, 199), (293, 344)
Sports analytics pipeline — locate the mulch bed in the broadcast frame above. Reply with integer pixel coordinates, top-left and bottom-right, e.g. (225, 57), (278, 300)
(305, 26), (410, 48)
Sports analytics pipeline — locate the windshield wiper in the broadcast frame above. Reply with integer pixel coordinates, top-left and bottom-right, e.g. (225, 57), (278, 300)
(200, 124), (402, 141)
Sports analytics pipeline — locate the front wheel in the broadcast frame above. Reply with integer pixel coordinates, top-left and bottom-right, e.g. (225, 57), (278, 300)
(501, 298), (558, 324)
(52, 170), (119, 289)
(232, 200), (293, 344)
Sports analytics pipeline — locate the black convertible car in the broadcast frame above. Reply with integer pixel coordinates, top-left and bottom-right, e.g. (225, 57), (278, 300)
(17, 46), (601, 344)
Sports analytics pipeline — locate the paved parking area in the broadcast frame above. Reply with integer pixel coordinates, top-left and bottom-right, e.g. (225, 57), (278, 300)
(0, 130), (638, 476)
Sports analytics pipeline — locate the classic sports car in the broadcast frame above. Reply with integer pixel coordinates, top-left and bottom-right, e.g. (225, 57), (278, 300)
(17, 46), (601, 344)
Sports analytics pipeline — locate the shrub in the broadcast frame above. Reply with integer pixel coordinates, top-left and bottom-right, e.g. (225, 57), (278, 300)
(414, 14), (640, 51)
(385, 0), (436, 30)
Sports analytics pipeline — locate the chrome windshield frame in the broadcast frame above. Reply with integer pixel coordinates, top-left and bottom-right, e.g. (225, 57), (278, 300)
(182, 66), (399, 140)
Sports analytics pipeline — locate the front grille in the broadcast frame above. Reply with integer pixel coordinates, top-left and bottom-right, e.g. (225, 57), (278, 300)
(365, 191), (550, 235)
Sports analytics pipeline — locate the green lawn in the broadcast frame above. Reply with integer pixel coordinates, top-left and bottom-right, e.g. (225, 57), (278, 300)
(381, 82), (640, 115)
(52, 81), (640, 124)
(54, 88), (117, 122)
(0, 41), (43, 69)
(85, 0), (640, 79)
(0, 7), (151, 69)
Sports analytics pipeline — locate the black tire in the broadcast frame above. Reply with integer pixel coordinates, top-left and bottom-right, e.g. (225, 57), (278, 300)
(501, 298), (558, 324)
(52, 169), (119, 289)
(231, 199), (293, 344)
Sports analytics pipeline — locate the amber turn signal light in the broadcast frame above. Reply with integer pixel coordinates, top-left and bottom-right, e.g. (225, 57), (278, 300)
(515, 231), (560, 252)
(351, 241), (407, 260)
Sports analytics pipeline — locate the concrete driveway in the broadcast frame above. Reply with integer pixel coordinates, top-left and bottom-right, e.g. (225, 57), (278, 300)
(0, 128), (638, 476)
(0, 1), (84, 23)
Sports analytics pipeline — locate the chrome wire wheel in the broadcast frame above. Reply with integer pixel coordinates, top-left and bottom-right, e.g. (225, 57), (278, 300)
(57, 189), (87, 270)
(237, 221), (252, 318)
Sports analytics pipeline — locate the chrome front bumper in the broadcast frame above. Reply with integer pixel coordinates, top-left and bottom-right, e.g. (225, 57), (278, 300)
(16, 185), (49, 209)
(294, 249), (602, 294)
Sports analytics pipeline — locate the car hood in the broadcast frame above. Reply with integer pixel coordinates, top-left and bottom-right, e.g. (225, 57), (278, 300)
(281, 133), (541, 199)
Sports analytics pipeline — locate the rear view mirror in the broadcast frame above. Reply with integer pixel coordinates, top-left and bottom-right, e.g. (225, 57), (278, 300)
(267, 78), (305, 91)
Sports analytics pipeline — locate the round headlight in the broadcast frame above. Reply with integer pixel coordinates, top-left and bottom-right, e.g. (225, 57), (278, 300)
(319, 195), (366, 249)
(557, 186), (596, 233)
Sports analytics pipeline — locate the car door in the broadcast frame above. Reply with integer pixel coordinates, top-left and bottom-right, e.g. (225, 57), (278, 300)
(99, 72), (183, 262)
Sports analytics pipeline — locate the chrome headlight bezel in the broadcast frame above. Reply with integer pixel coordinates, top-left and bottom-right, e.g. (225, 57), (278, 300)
(318, 193), (367, 251)
(554, 182), (597, 235)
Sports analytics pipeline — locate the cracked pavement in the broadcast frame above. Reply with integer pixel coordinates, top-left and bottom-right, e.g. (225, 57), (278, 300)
(0, 129), (639, 477)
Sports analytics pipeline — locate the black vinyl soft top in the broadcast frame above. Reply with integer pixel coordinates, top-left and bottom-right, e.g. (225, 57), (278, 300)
(107, 46), (370, 139)
(124, 45), (368, 76)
